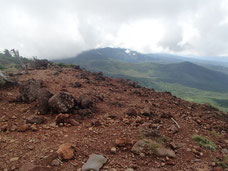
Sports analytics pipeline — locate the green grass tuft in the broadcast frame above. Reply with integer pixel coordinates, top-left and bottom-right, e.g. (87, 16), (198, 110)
(143, 139), (162, 155)
(192, 135), (217, 150)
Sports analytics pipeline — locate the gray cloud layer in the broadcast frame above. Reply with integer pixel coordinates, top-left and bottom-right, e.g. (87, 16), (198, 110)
(0, 0), (228, 58)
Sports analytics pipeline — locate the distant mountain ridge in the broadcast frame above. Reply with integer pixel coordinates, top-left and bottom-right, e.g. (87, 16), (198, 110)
(55, 47), (228, 111)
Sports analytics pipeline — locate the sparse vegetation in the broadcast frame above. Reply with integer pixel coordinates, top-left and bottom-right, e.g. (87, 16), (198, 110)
(213, 155), (228, 168)
(144, 139), (162, 155)
(192, 135), (217, 150)
(154, 136), (169, 144)
(211, 130), (222, 137)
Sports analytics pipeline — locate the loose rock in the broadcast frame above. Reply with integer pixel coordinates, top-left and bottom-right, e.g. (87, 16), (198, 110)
(48, 91), (75, 113)
(57, 143), (75, 160)
(36, 88), (53, 114)
(26, 116), (45, 124)
(156, 148), (176, 158)
(82, 154), (107, 171)
(19, 79), (43, 103)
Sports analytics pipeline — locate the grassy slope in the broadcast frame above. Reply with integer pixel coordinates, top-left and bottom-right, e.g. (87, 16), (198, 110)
(70, 59), (228, 112)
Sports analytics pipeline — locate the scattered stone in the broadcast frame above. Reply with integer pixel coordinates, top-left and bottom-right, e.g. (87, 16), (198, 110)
(79, 95), (93, 109)
(169, 125), (179, 134)
(142, 129), (160, 138)
(55, 114), (70, 125)
(115, 138), (129, 147)
(211, 162), (216, 167)
(51, 159), (60, 166)
(18, 124), (30, 132)
(41, 153), (58, 166)
(141, 107), (154, 117)
(30, 125), (38, 131)
(140, 153), (146, 157)
(75, 109), (93, 117)
(26, 116), (45, 124)
(169, 142), (178, 150)
(82, 154), (107, 171)
(91, 120), (102, 127)
(222, 148), (228, 154)
(68, 119), (79, 126)
(156, 148), (176, 158)
(10, 157), (19, 162)
(57, 143), (75, 160)
(110, 147), (117, 154)
(19, 79), (43, 103)
(49, 91), (75, 113)
(71, 82), (82, 88)
(126, 108), (137, 116)
(131, 139), (149, 154)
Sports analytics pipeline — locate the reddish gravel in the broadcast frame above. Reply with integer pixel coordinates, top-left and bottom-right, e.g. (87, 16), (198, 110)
(0, 67), (227, 171)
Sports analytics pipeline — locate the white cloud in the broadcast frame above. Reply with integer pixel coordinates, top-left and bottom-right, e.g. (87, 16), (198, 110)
(0, 0), (228, 58)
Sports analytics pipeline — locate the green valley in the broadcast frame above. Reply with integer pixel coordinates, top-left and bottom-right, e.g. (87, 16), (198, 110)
(55, 48), (228, 112)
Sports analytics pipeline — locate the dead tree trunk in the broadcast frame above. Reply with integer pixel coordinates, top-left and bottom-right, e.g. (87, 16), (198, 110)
(11, 49), (28, 73)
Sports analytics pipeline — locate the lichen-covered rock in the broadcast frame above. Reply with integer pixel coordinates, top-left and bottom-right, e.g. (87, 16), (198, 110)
(48, 91), (75, 113)
(131, 139), (149, 154)
(19, 79), (43, 103)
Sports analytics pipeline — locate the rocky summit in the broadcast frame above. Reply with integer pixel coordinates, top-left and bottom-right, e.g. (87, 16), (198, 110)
(0, 66), (228, 171)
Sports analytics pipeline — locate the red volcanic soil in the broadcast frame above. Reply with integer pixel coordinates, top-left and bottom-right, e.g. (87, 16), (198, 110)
(0, 67), (227, 171)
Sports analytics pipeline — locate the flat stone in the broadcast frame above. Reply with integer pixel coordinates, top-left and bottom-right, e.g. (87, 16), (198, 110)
(82, 154), (107, 171)
(156, 148), (176, 158)
(26, 116), (45, 124)
(10, 157), (19, 162)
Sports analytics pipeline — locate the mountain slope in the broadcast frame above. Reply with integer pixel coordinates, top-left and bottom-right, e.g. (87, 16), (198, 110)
(55, 48), (228, 111)
(0, 67), (227, 170)
(60, 55), (228, 93)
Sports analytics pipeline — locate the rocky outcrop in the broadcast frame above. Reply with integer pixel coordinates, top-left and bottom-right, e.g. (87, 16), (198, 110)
(19, 79), (43, 103)
(48, 91), (75, 113)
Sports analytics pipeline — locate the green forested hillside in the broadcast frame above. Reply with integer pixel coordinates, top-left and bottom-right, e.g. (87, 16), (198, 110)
(56, 49), (228, 112)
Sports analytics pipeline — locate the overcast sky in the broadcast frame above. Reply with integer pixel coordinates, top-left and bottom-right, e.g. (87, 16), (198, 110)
(0, 0), (228, 59)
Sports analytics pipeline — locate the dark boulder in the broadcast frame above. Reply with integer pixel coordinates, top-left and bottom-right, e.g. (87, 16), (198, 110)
(79, 95), (93, 109)
(36, 88), (53, 114)
(48, 91), (75, 113)
(19, 79), (43, 103)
